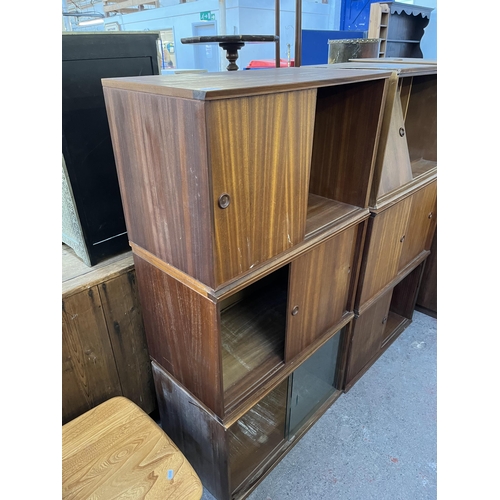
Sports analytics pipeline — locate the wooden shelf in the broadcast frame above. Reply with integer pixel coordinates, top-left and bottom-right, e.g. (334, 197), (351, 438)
(305, 194), (363, 238)
(228, 380), (287, 492)
(411, 159), (437, 178)
(221, 268), (288, 396)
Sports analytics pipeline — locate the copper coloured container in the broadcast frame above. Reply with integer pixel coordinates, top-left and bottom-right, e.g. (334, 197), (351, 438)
(328, 38), (381, 64)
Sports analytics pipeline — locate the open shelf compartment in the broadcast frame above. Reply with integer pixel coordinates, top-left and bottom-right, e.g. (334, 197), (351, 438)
(221, 265), (289, 408)
(305, 79), (387, 238)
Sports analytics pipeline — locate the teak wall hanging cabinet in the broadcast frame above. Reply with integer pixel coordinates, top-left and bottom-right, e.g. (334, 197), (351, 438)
(102, 62), (437, 500)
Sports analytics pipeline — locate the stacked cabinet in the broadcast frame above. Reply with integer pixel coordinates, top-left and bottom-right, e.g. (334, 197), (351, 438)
(333, 60), (437, 390)
(102, 64), (435, 500)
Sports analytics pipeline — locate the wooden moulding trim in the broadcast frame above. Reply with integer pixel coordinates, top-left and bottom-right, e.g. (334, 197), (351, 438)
(62, 253), (135, 299)
(131, 210), (370, 302)
(355, 250), (430, 316)
(101, 68), (393, 102)
(232, 389), (343, 500)
(150, 358), (225, 425)
(371, 169), (437, 212)
(222, 312), (354, 428)
(130, 242), (216, 301)
(215, 208), (371, 302)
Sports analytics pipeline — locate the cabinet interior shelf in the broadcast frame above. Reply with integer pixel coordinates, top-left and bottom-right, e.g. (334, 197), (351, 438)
(305, 194), (364, 238)
(411, 159), (437, 178)
(381, 310), (410, 347)
(221, 266), (288, 407)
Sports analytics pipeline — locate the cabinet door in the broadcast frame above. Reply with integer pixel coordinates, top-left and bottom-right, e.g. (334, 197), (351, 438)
(345, 288), (393, 386)
(357, 196), (412, 307)
(286, 224), (358, 361)
(206, 90), (317, 286)
(398, 182), (437, 271)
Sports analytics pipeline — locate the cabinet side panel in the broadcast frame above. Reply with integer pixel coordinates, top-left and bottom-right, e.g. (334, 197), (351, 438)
(103, 87), (215, 287)
(207, 90), (316, 286)
(62, 287), (122, 424)
(133, 255), (224, 416)
(152, 362), (230, 500)
(309, 79), (386, 208)
(98, 270), (156, 415)
(286, 225), (358, 361)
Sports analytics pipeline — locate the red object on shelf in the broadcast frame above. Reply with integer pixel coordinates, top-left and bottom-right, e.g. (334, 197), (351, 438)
(245, 59), (295, 69)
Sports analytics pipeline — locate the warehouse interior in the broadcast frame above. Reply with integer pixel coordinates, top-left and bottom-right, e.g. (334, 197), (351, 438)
(6, 1), (497, 499)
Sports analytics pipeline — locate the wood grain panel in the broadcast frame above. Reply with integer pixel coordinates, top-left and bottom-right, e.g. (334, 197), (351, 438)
(416, 231), (437, 316)
(374, 74), (413, 202)
(206, 90), (316, 286)
(62, 287), (121, 424)
(102, 66), (391, 101)
(345, 289), (393, 386)
(357, 196), (412, 308)
(99, 270), (156, 414)
(152, 362), (230, 500)
(309, 79), (386, 208)
(228, 380), (287, 492)
(62, 396), (203, 500)
(405, 74), (437, 162)
(133, 254), (224, 416)
(103, 87), (216, 287)
(286, 225), (358, 361)
(399, 181), (437, 271)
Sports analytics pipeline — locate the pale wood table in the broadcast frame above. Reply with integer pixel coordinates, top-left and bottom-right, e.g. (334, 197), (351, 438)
(62, 396), (203, 499)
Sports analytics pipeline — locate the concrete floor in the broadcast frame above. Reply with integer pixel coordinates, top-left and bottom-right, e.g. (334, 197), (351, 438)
(201, 311), (437, 500)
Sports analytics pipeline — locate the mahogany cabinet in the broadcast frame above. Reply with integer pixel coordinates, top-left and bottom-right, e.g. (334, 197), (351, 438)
(332, 60), (437, 391)
(345, 262), (425, 390)
(101, 64), (436, 499)
(102, 68), (388, 289)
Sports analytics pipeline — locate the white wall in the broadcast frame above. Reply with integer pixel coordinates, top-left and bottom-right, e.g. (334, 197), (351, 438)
(412, 0), (437, 60)
(103, 0), (341, 70)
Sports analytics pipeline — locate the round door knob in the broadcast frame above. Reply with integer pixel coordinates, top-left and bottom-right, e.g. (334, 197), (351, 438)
(399, 127), (405, 137)
(291, 306), (299, 316)
(218, 193), (231, 209)
(428, 212), (433, 219)
(400, 235), (406, 243)
(382, 316), (388, 324)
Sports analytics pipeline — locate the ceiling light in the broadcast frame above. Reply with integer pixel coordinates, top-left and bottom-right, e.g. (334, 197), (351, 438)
(78, 18), (105, 26)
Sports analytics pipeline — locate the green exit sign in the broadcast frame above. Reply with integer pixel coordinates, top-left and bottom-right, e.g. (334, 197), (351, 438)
(200, 11), (215, 21)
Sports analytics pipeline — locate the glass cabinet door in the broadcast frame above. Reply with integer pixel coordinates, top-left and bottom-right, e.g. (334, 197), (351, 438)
(287, 330), (343, 436)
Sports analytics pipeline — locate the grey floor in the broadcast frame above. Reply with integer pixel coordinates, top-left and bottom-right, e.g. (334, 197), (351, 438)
(201, 311), (437, 500)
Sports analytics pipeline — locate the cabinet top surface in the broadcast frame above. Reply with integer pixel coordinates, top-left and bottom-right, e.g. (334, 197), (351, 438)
(101, 66), (393, 100)
(324, 61), (437, 77)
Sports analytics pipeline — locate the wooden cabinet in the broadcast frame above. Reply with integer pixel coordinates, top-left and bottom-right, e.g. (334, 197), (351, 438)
(345, 262), (425, 390)
(103, 70), (387, 289)
(333, 59), (437, 391)
(62, 245), (156, 424)
(368, 2), (434, 59)
(356, 180), (436, 312)
(102, 63), (436, 500)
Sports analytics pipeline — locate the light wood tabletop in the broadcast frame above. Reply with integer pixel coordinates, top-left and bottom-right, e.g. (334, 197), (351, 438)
(62, 396), (203, 499)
